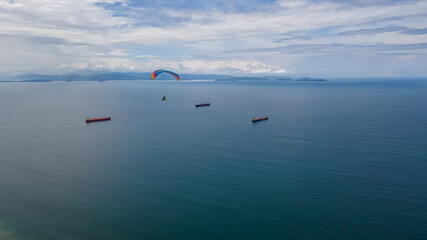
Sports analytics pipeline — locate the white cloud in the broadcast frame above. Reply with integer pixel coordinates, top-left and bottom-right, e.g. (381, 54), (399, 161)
(177, 60), (290, 75)
(0, 0), (426, 76)
(134, 55), (159, 59)
(55, 56), (291, 75)
(3, 0), (427, 45)
(397, 54), (416, 62)
(277, 0), (307, 9)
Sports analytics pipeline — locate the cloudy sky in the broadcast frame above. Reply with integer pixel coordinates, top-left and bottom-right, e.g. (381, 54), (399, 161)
(1, 0), (427, 77)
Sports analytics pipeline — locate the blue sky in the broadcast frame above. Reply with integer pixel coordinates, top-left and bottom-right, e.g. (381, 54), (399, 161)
(0, 0), (427, 77)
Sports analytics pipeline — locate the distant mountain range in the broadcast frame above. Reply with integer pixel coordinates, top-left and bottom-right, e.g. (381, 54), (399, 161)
(6, 72), (326, 82)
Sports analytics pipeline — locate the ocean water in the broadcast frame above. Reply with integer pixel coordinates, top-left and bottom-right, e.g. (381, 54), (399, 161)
(0, 80), (426, 240)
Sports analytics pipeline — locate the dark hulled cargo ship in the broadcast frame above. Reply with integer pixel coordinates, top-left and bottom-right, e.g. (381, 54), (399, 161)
(195, 103), (210, 107)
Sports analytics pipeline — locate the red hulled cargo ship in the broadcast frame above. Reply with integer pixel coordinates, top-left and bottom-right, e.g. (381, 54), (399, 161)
(86, 117), (111, 123)
(252, 116), (268, 122)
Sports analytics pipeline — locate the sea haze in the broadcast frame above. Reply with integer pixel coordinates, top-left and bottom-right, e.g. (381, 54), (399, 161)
(0, 80), (426, 240)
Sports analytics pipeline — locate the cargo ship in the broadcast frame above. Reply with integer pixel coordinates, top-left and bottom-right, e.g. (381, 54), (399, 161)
(252, 116), (268, 122)
(195, 103), (210, 107)
(86, 117), (111, 123)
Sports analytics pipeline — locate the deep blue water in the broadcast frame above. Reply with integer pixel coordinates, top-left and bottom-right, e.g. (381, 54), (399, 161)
(0, 80), (426, 240)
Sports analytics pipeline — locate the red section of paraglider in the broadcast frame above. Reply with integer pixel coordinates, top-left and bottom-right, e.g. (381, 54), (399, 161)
(151, 69), (180, 81)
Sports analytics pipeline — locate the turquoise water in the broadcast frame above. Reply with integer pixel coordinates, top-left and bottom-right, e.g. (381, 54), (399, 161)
(0, 80), (426, 239)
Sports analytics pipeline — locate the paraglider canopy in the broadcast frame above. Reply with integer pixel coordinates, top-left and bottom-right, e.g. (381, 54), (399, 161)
(151, 69), (180, 81)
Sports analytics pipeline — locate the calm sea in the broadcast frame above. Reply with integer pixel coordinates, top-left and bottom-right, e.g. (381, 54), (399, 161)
(0, 80), (426, 240)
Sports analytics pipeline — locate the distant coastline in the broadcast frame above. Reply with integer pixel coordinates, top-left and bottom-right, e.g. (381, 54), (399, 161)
(0, 72), (327, 82)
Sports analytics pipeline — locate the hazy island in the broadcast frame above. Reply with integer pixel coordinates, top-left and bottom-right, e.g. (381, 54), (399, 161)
(295, 77), (327, 82)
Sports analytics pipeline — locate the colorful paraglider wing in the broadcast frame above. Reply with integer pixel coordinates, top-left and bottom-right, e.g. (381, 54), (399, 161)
(151, 69), (180, 81)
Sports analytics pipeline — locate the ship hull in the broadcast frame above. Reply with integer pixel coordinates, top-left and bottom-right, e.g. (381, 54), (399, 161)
(195, 103), (210, 107)
(86, 117), (111, 123)
(252, 117), (268, 122)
